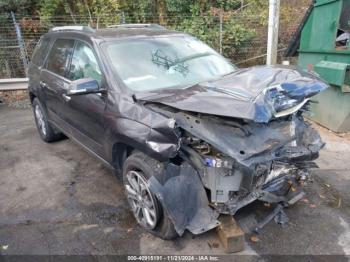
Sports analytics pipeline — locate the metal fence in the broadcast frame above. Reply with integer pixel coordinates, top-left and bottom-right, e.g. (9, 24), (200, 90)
(0, 3), (310, 79)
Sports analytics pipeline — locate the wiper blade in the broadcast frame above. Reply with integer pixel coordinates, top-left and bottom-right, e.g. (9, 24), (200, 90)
(151, 49), (189, 76)
(151, 50), (214, 76)
(171, 52), (213, 66)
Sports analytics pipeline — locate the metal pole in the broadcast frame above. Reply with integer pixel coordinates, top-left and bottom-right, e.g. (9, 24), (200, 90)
(219, 9), (223, 54)
(266, 0), (280, 65)
(10, 11), (28, 77)
(122, 11), (125, 24)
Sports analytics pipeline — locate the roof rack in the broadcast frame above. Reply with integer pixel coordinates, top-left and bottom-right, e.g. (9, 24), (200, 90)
(49, 26), (95, 33)
(107, 23), (165, 29)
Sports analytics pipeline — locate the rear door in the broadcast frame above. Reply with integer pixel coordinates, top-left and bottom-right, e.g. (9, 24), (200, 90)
(40, 38), (75, 134)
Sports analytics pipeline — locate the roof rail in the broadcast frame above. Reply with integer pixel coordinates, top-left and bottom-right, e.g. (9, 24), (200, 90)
(107, 23), (165, 29)
(49, 26), (95, 33)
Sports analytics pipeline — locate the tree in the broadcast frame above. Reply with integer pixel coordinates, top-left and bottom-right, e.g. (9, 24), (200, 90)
(39, 0), (120, 27)
(82, 0), (119, 28)
(0, 0), (40, 14)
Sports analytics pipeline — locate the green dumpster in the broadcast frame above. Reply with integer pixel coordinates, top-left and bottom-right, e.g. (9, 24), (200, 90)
(287, 0), (350, 132)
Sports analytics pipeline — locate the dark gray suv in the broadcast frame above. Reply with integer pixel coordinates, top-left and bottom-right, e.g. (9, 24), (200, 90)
(28, 24), (328, 239)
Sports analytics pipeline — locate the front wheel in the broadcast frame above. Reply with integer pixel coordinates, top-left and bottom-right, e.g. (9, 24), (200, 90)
(123, 151), (178, 240)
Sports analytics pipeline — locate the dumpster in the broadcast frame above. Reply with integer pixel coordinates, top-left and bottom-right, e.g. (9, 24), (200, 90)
(286, 0), (350, 132)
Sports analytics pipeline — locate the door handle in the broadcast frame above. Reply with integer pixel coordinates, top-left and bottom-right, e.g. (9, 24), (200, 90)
(62, 93), (71, 102)
(40, 81), (47, 88)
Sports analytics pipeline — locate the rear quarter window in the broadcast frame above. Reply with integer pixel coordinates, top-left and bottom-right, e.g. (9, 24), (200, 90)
(31, 37), (50, 66)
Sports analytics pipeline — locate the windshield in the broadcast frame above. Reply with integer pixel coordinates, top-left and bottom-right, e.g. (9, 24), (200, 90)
(103, 35), (236, 91)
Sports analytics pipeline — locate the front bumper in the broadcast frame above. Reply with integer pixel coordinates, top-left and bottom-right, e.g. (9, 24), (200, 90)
(210, 163), (311, 215)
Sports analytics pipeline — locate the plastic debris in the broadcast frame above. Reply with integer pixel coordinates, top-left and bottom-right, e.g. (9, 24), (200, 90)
(250, 235), (260, 243)
(207, 240), (220, 249)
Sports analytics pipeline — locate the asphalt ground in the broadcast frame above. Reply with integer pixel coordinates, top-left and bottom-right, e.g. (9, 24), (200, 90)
(0, 104), (350, 260)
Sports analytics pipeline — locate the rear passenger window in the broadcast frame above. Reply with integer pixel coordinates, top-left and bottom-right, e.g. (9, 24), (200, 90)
(31, 37), (50, 66)
(46, 39), (74, 77)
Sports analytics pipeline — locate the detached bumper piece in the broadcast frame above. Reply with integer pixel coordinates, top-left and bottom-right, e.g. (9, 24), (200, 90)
(148, 163), (220, 236)
(254, 190), (305, 234)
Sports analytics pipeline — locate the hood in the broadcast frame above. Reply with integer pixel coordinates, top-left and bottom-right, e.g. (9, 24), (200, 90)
(135, 66), (328, 123)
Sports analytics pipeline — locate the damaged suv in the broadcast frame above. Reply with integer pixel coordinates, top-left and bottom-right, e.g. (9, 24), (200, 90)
(28, 24), (328, 239)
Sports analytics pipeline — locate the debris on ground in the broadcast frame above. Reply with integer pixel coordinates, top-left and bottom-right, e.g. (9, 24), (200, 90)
(250, 235), (260, 243)
(301, 198), (309, 204)
(8, 99), (31, 109)
(318, 194), (326, 199)
(254, 204), (285, 234)
(335, 197), (342, 208)
(216, 216), (244, 253)
(207, 240), (220, 249)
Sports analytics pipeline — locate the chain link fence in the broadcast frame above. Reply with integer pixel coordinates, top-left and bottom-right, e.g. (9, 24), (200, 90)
(0, 2), (310, 79)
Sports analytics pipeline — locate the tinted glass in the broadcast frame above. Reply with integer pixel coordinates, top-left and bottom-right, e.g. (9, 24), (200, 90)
(46, 39), (74, 77)
(68, 41), (102, 82)
(31, 37), (50, 66)
(103, 36), (235, 91)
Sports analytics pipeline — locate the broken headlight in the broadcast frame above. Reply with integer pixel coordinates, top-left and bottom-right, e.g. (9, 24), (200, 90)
(266, 87), (300, 112)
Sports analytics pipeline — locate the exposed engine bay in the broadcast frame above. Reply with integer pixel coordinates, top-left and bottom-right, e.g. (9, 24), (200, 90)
(136, 66), (328, 236)
(146, 102), (324, 235)
(179, 111), (321, 214)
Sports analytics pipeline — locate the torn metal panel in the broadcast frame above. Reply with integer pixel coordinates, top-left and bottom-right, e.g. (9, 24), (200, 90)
(148, 163), (219, 235)
(146, 99), (324, 217)
(136, 65), (328, 123)
(106, 96), (180, 161)
(174, 112), (323, 167)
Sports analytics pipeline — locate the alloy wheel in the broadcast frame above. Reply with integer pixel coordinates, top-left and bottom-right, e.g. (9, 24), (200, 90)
(35, 105), (47, 136)
(125, 170), (158, 229)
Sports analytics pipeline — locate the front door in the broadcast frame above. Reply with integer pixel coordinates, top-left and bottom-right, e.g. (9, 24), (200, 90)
(64, 40), (106, 158)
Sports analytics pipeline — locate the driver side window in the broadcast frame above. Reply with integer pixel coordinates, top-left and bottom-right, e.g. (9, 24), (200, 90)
(68, 41), (102, 83)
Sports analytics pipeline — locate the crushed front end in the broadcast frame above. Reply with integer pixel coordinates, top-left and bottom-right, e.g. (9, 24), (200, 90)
(140, 66), (328, 236)
(178, 110), (323, 216)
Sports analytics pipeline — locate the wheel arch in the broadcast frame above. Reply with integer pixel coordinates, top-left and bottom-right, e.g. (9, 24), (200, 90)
(29, 91), (36, 104)
(111, 142), (134, 174)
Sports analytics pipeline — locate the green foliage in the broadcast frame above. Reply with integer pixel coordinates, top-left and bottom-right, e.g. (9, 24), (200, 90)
(119, 0), (154, 23)
(1, 0), (271, 63)
(166, 0), (192, 14)
(171, 13), (256, 60)
(39, 0), (120, 27)
(84, 0), (120, 28)
(222, 17), (256, 58)
(173, 16), (219, 48)
(0, 0), (39, 14)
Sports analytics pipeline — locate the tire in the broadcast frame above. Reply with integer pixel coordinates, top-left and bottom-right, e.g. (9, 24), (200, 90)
(123, 151), (178, 240)
(32, 98), (64, 143)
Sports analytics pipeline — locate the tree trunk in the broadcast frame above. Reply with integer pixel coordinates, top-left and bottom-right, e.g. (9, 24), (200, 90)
(157, 0), (167, 25)
(96, 15), (100, 29)
(66, 1), (77, 24)
(152, 0), (158, 23)
(83, 0), (93, 27)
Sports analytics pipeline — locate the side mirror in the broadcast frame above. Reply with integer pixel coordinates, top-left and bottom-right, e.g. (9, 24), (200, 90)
(67, 78), (105, 96)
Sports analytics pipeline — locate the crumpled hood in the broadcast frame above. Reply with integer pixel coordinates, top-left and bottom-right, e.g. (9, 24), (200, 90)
(136, 65), (328, 123)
